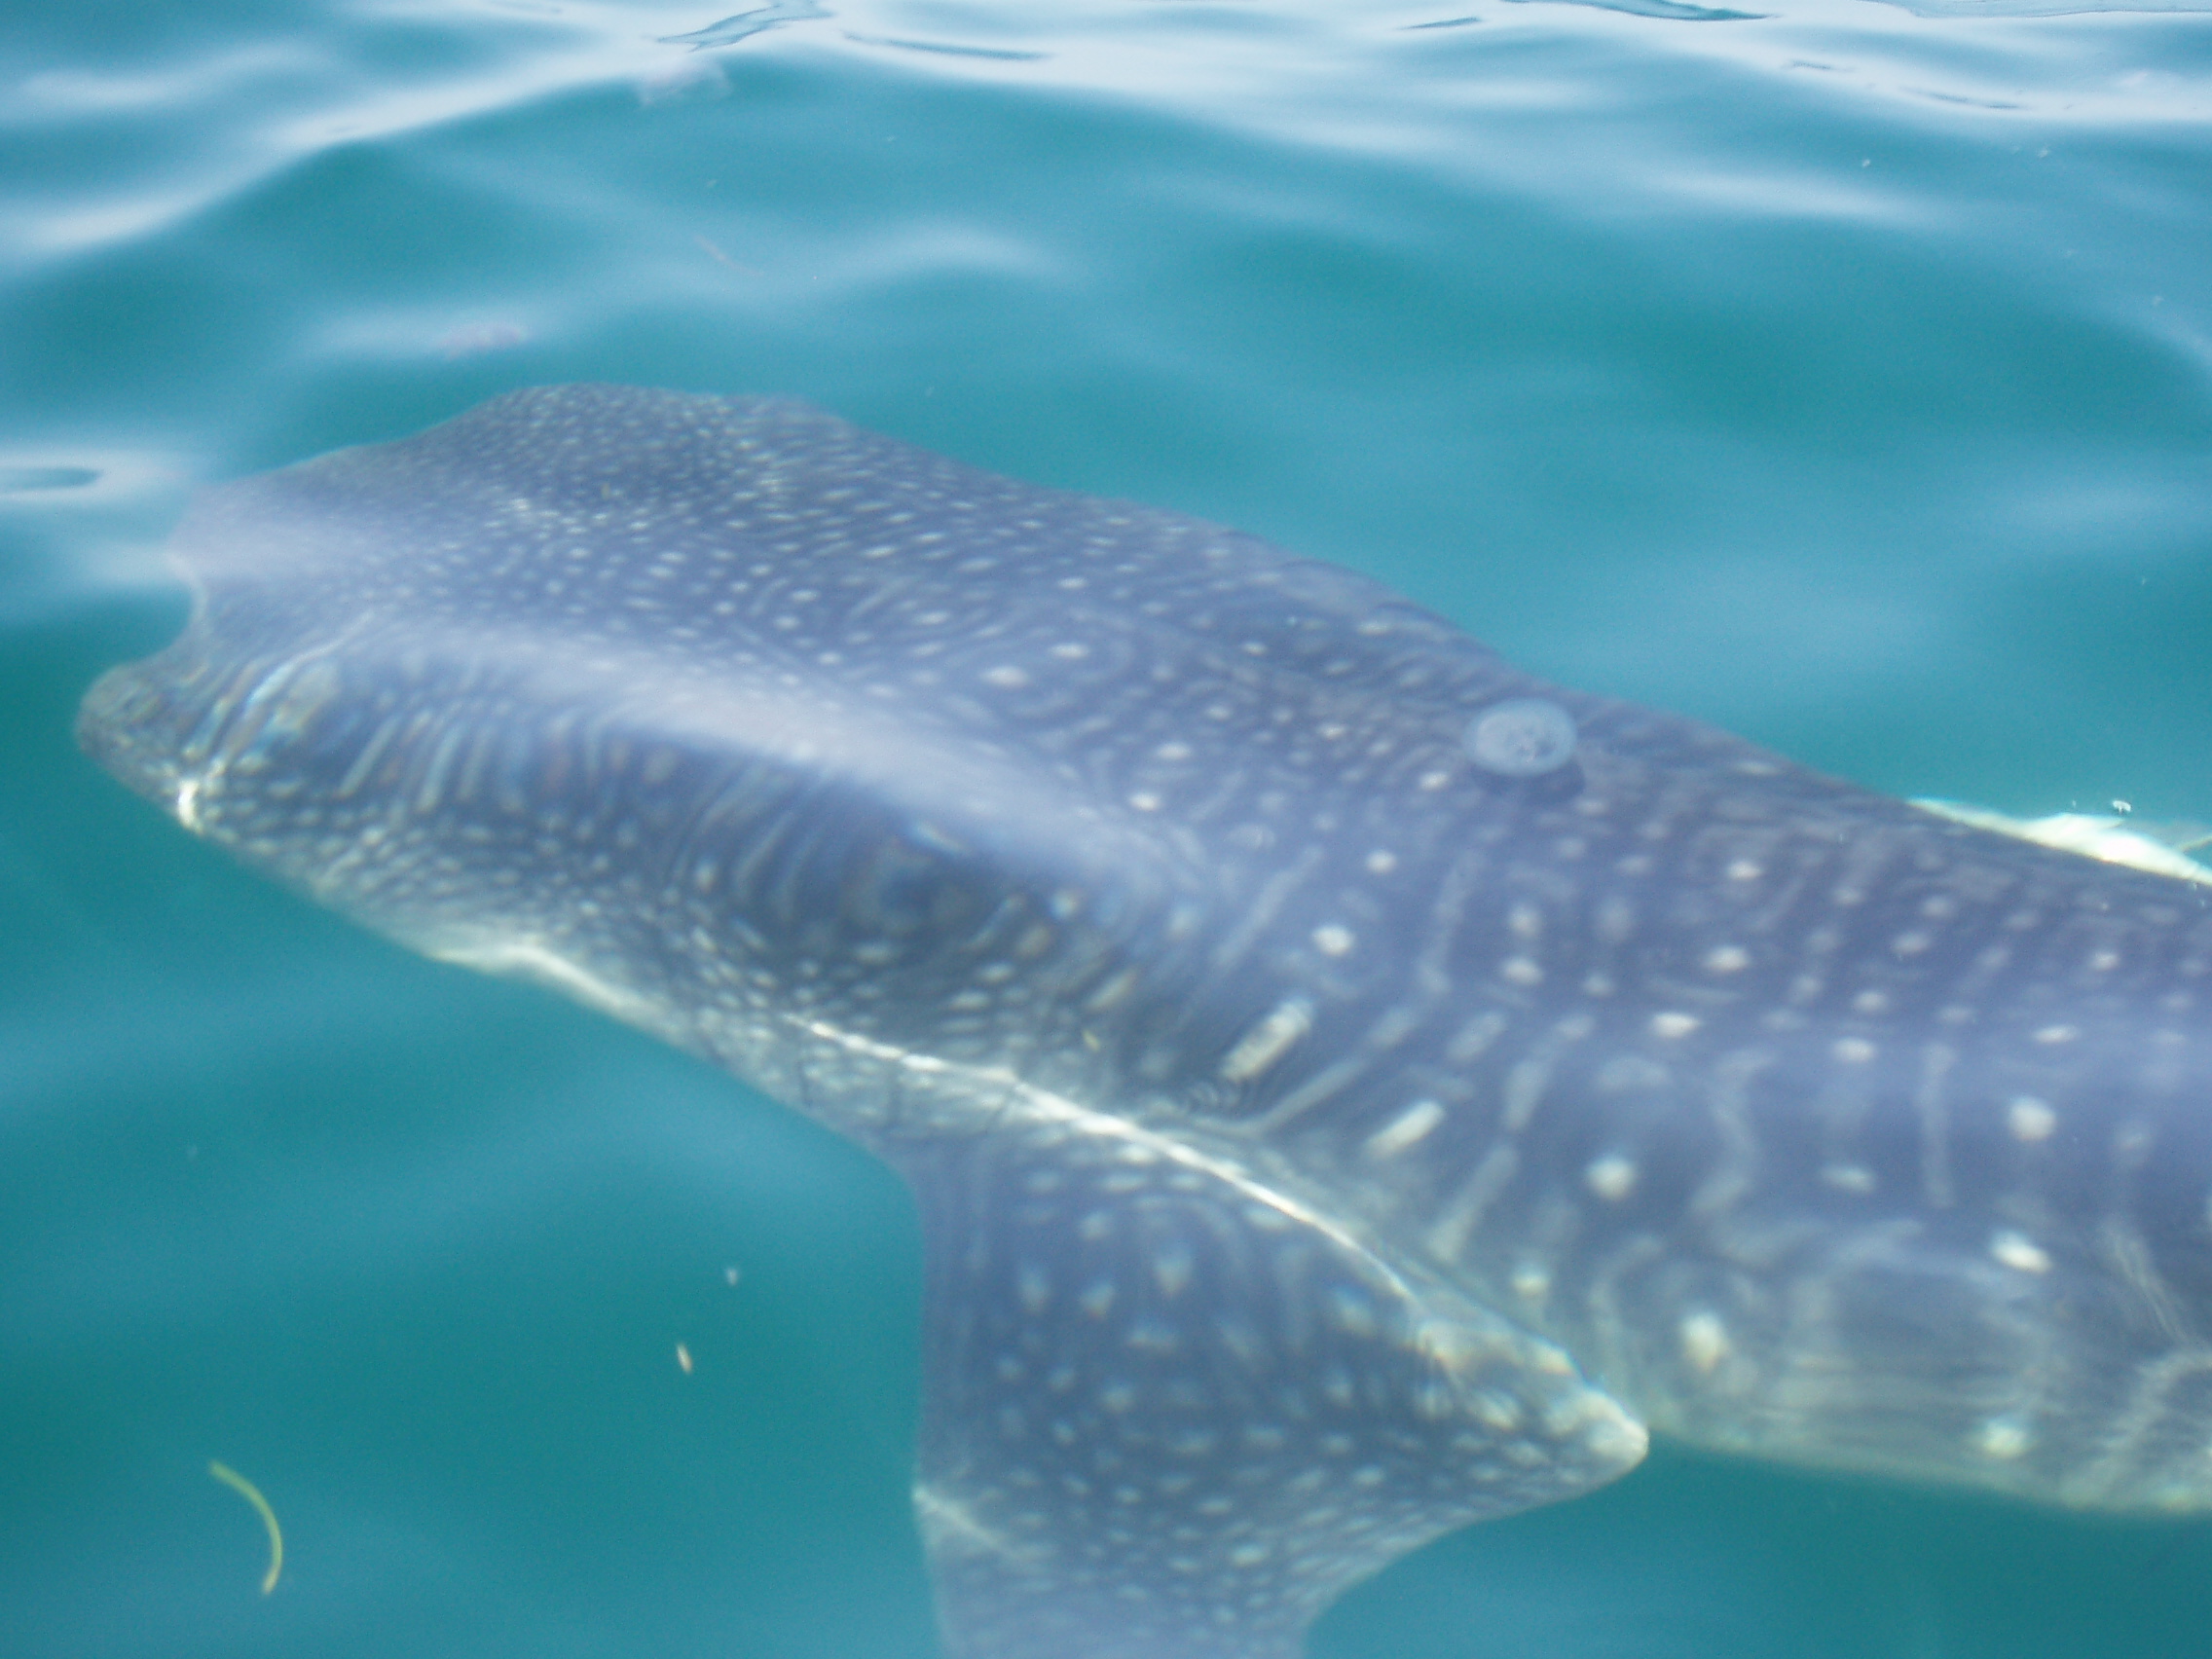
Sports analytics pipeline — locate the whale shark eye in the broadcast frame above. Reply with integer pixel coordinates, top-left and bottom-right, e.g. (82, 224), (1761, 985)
(1464, 697), (1577, 777)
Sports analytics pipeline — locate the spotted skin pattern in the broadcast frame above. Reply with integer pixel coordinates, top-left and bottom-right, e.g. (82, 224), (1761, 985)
(79, 386), (2212, 1657)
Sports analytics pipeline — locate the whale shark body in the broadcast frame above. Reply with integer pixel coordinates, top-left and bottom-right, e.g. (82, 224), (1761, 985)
(78, 385), (2212, 1657)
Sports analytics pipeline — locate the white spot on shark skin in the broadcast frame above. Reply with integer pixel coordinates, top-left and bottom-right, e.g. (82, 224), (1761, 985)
(981, 664), (1030, 688)
(2034, 1024), (2081, 1046)
(1832, 1036), (1877, 1064)
(2009, 1097), (2059, 1142)
(1364, 849), (1397, 874)
(1127, 1317), (1179, 1353)
(1501, 1059), (1552, 1132)
(1447, 1011), (1510, 1062)
(1585, 1154), (1639, 1201)
(1704, 944), (1751, 974)
(1219, 998), (1312, 1082)
(1977, 1416), (2035, 1459)
(1649, 1012), (1699, 1040)
(1501, 956), (1543, 986)
(1311, 923), (1354, 957)
(1678, 1311), (1730, 1375)
(1364, 1099), (1445, 1159)
(1509, 1259), (1551, 1304)
(1425, 1145), (1520, 1260)
(1152, 1243), (1194, 1299)
(1821, 1162), (1877, 1194)
(1991, 1231), (2053, 1274)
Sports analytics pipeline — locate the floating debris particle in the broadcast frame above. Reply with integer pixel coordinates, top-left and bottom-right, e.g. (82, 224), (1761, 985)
(207, 1460), (282, 1594)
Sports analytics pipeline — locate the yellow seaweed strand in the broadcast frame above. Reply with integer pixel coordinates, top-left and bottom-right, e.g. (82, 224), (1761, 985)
(207, 1460), (283, 1594)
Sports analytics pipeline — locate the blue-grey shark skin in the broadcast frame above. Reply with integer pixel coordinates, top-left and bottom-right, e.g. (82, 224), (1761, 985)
(77, 385), (2212, 1657)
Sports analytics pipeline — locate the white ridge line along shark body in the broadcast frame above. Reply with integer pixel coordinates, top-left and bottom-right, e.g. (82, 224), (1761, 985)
(77, 386), (2212, 1658)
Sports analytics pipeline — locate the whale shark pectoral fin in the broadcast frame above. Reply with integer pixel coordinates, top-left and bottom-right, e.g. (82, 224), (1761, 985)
(902, 1121), (1648, 1659)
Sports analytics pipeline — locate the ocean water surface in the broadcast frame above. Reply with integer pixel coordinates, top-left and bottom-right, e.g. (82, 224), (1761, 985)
(5, 1), (2211, 1654)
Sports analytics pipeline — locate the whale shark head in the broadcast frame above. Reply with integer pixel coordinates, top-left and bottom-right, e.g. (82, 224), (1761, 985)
(79, 385), (2212, 1657)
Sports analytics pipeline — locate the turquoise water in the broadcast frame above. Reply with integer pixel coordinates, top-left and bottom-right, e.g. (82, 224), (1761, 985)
(5, 2), (2211, 1654)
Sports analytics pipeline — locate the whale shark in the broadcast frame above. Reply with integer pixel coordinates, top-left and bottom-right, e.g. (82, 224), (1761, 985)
(77, 384), (2212, 1658)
